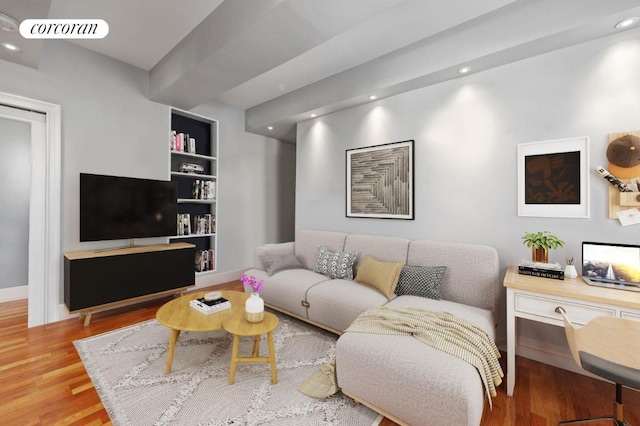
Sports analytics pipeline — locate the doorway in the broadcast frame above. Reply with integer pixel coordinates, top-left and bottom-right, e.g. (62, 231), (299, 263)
(0, 92), (61, 327)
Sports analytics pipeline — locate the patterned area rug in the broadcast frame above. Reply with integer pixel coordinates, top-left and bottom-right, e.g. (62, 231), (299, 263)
(74, 312), (382, 426)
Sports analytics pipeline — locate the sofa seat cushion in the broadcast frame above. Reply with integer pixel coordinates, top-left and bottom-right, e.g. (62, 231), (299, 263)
(336, 331), (486, 426)
(243, 268), (330, 319)
(305, 279), (390, 332)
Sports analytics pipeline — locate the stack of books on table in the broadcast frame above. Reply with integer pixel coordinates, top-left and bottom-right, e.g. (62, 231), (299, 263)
(189, 297), (231, 315)
(518, 260), (564, 280)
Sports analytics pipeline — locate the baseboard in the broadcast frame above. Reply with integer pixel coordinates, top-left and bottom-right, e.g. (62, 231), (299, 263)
(195, 269), (243, 288)
(0, 285), (28, 302)
(503, 336), (602, 381)
(58, 304), (78, 321)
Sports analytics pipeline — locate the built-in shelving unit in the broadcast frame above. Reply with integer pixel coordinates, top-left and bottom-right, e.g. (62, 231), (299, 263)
(170, 108), (218, 275)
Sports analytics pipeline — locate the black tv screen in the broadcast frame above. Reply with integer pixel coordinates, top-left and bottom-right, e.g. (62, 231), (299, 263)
(80, 173), (177, 242)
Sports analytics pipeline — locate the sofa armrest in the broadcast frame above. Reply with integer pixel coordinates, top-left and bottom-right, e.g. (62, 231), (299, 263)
(253, 242), (295, 270)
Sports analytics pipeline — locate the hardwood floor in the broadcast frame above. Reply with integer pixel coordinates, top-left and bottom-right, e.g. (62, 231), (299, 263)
(0, 281), (638, 425)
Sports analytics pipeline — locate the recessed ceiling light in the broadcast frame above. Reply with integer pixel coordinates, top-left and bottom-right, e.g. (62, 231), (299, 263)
(368, 95), (377, 100)
(0, 12), (19, 31)
(267, 126), (273, 130)
(615, 17), (639, 29)
(310, 113), (317, 118)
(1, 42), (20, 52)
(458, 66), (471, 74)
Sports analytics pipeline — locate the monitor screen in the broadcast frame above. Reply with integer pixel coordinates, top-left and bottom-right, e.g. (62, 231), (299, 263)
(582, 241), (640, 288)
(80, 173), (177, 242)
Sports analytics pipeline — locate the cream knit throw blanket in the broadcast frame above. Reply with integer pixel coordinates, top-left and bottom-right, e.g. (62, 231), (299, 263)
(344, 307), (503, 406)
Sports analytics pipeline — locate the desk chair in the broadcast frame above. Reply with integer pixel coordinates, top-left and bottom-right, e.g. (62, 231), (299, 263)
(555, 307), (640, 425)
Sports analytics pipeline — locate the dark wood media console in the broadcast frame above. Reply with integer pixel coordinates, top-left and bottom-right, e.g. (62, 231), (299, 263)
(64, 242), (195, 325)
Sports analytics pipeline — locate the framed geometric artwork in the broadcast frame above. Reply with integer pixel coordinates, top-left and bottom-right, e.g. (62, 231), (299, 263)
(517, 136), (590, 218)
(346, 140), (414, 219)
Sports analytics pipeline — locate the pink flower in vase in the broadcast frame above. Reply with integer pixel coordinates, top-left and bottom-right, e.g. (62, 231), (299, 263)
(241, 273), (264, 294)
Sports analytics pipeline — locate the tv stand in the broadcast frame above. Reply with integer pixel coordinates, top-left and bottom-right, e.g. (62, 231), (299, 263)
(64, 242), (195, 325)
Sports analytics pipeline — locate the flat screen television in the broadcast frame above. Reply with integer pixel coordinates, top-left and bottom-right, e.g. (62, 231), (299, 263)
(80, 173), (177, 242)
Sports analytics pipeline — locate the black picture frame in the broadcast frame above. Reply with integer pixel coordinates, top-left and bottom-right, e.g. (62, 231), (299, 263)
(346, 140), (414, 219)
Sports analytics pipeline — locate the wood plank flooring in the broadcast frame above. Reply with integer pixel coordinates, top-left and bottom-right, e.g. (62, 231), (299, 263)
(0, 281), (638, 425)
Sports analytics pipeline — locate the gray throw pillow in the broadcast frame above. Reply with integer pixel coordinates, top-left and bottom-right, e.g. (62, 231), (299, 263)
(313, 246), (358, 279)
(395, 265), (447, 300)
(260, 254), (304, 276)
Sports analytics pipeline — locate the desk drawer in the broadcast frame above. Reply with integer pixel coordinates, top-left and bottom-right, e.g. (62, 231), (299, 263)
(514, 293), (615, 325)
(622, 311), (640, 322)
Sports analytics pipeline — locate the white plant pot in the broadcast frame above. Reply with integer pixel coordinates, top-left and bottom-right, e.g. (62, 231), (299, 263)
(564, 264), (578, 279)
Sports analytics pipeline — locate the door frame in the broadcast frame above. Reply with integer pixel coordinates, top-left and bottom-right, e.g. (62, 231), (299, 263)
(0, 91), (61, 327)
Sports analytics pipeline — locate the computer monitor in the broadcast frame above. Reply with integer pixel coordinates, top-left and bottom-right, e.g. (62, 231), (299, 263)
(582, 241), (640, 290)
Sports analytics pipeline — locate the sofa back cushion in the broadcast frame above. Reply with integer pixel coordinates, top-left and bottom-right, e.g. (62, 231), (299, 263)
(344, 234), (410, 271)
(407, 240), (500, 317)
(295, 230), (347, 270)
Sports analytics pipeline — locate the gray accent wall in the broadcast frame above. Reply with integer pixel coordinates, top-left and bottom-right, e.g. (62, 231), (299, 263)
(0, 117), (30, 290)
(295, 28), (640, 346)
(0, 40), (294, 304)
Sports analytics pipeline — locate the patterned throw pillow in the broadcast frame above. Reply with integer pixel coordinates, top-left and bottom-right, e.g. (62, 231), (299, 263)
(313, 246), (358, 279)
(395, 265), (447, 300)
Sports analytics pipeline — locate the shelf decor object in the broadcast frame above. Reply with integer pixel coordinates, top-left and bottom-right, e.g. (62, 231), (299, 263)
(521, 231), (565, 263)
(346, 140), (414, 219)
(604, 130), (640, 219)
(241, 273), (265, 323)
(565, 257), (578, 278)
(245, 292), (265, 323)
(517, 136), (589, 218)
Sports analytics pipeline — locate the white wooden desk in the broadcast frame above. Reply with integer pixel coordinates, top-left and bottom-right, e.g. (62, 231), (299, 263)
(504, 265), (640, 396)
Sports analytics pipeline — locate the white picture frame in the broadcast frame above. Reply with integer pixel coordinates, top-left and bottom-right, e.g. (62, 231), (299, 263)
(517, 136), (590, 218)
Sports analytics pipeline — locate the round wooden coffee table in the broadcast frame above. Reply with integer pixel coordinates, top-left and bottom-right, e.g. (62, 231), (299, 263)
(156, 290), (249, 373)
(223, 311), (279, 384)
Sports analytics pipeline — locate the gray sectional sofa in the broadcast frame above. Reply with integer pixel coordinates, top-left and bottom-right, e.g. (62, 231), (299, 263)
(244, 229), (501, 426)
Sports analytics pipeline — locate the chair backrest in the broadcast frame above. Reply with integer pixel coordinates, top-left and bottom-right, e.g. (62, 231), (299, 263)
(557, 308), (640, 373)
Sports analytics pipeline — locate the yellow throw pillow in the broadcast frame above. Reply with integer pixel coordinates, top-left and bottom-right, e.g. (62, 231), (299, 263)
(354, 255), (405, 299)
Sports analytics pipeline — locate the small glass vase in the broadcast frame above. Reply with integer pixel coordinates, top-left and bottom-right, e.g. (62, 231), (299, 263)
(245, 292), (264, 323)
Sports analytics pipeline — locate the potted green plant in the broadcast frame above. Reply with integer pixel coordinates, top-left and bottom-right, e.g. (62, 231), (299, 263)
(522, 231), (565, 263)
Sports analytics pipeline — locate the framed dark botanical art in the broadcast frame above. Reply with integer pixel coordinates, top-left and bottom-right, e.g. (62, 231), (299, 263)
(346, 140), (414, 219)
(517, 136), (589, 218)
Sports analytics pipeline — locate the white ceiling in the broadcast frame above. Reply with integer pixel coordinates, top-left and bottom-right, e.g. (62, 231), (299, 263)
(1, 0), (640, 142)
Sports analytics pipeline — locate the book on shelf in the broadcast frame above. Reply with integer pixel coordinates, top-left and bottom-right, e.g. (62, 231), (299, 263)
(189, 297), (230, 315)
(194, 214), (214, 234)
(170, 131), (197, 154)
(195, 249), (215, 272)
(518, 260), (564, 280)
(177, 213), (191, 236)
(192, 180), (216, 200)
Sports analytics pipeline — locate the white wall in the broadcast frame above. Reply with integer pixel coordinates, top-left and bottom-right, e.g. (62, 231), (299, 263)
(0, 40), (294, 306)
(0, 117), (30, 290)
(192, 101), (296, 278)
(296, 28), (640, 352)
